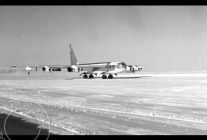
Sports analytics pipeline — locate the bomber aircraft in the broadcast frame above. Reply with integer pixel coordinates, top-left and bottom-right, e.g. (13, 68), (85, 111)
(23, 44), (143, 79)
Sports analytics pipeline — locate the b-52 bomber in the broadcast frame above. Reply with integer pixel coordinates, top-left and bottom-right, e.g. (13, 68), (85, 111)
(25, 44), (143, 79)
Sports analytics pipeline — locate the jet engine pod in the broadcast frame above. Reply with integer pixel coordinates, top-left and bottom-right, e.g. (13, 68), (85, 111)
(67, 67), (74, 72)
(126, 65), (143, 73)
(126, 65), (135, 72)
(132, 65), (143, 72)
(130, 66), (135, 72)
(67, 65), (80, 72)
(42, 66), (50, 72)
(51, 68), (61, 71)
(138, 66), (143, 71)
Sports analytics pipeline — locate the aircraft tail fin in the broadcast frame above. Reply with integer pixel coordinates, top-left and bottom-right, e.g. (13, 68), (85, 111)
(69, 44), (78, 65)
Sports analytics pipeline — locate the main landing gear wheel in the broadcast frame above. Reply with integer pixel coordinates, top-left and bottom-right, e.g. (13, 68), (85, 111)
(89, 74), (94, 79)
(102, 74), (107, 79)
(108, 74), (113, 79)
(83, 74), (88, 79)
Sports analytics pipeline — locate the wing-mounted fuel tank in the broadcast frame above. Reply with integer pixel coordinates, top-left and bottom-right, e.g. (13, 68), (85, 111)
(25, 66), (32, 71)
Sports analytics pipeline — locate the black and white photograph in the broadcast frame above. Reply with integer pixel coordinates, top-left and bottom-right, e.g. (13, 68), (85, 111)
(0, 6), (207, 136)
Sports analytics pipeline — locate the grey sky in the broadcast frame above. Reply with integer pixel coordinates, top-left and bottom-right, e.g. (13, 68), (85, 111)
(1, 6), (207, 72)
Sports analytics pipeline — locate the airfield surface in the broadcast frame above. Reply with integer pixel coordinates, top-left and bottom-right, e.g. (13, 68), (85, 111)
(0, 71), (207, 135)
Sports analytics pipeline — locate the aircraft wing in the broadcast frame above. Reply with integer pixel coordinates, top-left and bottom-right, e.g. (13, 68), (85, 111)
(78, 62), (110, 68)
(37, 65), (71, 68)
(20, 65), (71, 69)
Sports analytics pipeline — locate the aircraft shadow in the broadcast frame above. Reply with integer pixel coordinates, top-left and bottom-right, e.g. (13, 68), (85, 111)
(113, 76), (151, 79)
(68, 76), (151, 80)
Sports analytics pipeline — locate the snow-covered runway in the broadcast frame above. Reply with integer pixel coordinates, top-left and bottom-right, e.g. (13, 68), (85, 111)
(0, 73), (207, 134)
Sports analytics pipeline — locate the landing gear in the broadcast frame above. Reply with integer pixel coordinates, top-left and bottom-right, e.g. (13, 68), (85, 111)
(82, 73), (114, 79)
(108, 74), (113, 79)
(102, 74), (107, 79)
(89, 74), (94, 79)
(83, 74), (94, 79)
(83, 74), (88, 79)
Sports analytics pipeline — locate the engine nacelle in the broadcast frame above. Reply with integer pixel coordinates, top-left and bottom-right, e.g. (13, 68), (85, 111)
(67, 65), (82, 72)
(67, 67), (74, 72)
(51, 68), (61, 71)
(133, 65), (143, 71)
(126, 65), (143, 72)
(42, 66), (50, 72)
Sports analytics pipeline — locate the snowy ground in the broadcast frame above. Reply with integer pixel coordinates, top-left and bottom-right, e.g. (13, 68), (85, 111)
(0, 72), (207, 135)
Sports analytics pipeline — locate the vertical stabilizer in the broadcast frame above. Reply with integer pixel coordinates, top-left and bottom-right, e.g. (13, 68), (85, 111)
(69, 44), (78, 65)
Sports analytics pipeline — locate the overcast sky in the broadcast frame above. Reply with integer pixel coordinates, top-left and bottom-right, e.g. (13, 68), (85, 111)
(1, 6), (207, 72)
